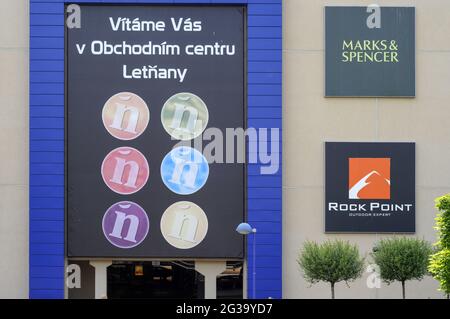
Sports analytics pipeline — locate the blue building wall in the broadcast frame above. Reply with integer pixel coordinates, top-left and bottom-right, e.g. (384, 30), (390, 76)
(30, 0), (282, 299)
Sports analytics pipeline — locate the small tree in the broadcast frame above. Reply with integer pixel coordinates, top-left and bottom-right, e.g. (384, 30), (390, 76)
(372, 237), (432, 299)
(429, 194), (450, 298)
(298, 240), (365, 299)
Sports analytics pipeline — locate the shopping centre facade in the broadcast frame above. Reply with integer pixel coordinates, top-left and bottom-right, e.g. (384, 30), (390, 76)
(0, 0), (449, 299)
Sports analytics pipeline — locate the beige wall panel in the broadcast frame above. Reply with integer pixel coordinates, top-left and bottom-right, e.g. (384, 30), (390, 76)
(0, 50), (29, 186)
(0, 185), (29, 298)
(0, 0), (29, 299)
(0, 0), (28, 48)
(284, 0), (450, 51)
(284, 51), (377, 188)
(378, 52), (450, 188)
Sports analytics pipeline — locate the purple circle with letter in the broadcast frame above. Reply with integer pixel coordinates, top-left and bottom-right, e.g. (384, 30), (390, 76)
(102, 201), (149, 249)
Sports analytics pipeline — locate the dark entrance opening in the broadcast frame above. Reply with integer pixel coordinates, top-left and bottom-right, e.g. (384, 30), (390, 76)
(217, 261), (244, 299)
(106, 261), (244, 299)
(107, 261), (204, 299)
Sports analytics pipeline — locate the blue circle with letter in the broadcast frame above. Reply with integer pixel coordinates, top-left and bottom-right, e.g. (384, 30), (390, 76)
(160, 146), (209, 195)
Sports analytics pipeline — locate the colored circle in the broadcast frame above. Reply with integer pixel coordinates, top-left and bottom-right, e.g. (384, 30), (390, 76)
(101, 147), (149, 195)
(102, 92), (150, 140)
(160, 201), (208, 250)
(160, 146), (209, 195)
(102, 201), (149, 249)
(161, 92), (209, 141)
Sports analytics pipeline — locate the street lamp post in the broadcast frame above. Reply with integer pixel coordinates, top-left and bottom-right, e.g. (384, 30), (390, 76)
(236, 222), (257, 299)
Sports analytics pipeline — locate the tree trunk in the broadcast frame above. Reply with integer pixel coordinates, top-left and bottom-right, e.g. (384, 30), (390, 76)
(401, 281), (406, 299)
(331, 282), (335, 299)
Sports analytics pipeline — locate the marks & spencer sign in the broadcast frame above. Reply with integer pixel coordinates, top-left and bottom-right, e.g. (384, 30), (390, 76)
(325, 6), (415, 97)
(325, 142), (415, 233)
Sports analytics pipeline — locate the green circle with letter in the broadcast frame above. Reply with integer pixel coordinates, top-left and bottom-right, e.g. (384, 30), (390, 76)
(161, 92), (209, 141)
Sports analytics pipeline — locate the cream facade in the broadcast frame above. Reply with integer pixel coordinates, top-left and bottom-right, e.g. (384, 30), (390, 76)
(0, 0), (29, 299)
(283, 0), (450, 299)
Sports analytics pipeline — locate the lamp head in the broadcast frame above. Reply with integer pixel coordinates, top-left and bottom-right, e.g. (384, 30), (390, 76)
(236, 223), (255, 235)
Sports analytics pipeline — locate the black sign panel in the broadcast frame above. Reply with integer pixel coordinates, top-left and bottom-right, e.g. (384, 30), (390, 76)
(325, 6), (415, 97)
(325, 142), (415, 233)
(67, 5), (245, 258)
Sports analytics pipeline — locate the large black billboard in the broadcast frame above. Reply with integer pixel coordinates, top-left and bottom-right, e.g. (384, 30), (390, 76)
(67, 5), (245, 258)
(325, 6), (415, 97)
(325, 142), (415, 233)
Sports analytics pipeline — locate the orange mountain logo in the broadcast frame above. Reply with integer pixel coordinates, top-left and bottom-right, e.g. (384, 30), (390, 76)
(349, 158), (391, 199)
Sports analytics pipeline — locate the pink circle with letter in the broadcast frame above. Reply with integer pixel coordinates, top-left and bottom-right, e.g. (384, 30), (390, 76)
(101, 147), (149, 195)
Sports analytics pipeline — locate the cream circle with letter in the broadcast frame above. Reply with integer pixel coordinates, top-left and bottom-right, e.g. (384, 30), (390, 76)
(160, 201), (208, 249)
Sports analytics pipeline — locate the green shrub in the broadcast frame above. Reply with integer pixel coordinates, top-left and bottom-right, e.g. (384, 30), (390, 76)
(429, 194), (450, 298)
(298, 240), (365, 299)
(372, 237), (432, 299)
